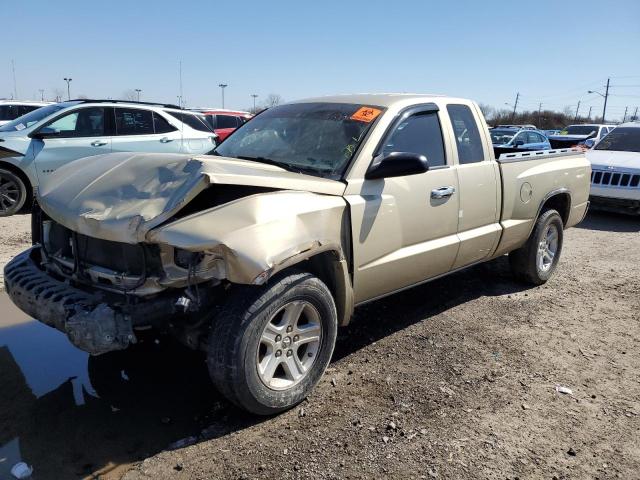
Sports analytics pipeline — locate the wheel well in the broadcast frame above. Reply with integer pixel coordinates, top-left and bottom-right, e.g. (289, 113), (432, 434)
(540, 192), (571, 226)
(0, 161), (33, 210)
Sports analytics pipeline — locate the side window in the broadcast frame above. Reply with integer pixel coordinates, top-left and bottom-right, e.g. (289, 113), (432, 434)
(599, 127), (608, 139)
(382, 112), (446, 167)
(153, 112), (177, 134)
(217, 115), (239, 129)
(446, 104), (484, 164)
(46, 107), (105, 137)
(115, 108), (154, 135)
(0, 105), (20, 121)
(18, 105), (39, 117)
(526, 132), (541, 143)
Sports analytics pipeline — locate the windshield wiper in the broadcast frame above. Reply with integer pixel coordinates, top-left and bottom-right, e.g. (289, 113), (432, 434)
(235, 155), (316, 175)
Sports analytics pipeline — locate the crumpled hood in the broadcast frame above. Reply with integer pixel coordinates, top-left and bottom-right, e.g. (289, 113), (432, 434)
(586, 150), (640, 170)
(38, 152), (346, 244)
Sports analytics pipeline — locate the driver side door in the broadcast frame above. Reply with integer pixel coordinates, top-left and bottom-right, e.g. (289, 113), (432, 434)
(32, 107), (111, 181)
(346, 106), (461, 303)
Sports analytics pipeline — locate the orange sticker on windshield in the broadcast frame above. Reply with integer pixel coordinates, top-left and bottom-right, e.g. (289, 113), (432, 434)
(351, 106), (382, 123)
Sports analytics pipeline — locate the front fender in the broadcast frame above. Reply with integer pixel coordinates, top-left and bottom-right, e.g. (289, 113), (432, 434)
(147, 190), (349, 285)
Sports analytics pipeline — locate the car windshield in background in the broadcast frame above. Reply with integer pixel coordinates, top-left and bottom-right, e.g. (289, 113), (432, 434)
(561, 125), (598, 135)
(0, 103), (68, 132)
(212, 102), (383, 178)
(594, 127), (640, 153)
(490, 128), (517, 144)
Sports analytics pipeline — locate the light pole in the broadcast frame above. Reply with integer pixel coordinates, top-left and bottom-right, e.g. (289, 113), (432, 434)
(218, 83), (228, 109)
(587, 106), (593, 121)
(135, 89), (142, 101)
(39, 89), (44, 101)
(63, 77), (72, 100)
(588, 77), (610, 123)
(251, 94), (258, 112)
(505, 92), (519, 122)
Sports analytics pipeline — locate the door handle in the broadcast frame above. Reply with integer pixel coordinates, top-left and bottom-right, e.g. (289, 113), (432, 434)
(160, 137), (173, 143)
(91, 140), (108, 147)
(431, 186), (456, 199)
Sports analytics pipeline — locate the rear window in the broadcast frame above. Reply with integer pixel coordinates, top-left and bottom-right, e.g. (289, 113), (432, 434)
(165, 111), (213, 132)
(560, 125), (599, 136)
(217, 115), (240, 129)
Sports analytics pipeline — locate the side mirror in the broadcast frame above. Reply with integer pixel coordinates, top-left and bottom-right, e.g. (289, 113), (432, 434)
(365, 152), (429, 180)
(514, 140), (525, 147)
(29, 127), (58, 140)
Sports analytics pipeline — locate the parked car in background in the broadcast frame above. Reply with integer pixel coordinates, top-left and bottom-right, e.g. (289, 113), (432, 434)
(3, 93), (590, 415)
(490, 127), (551, 157)
(586, 122), (640, 214)
(544, 129), (561, 137)
(192, 109), (252, 141)
(548, 124), (615, 149)
(496, 124), (537, 130)
(0, 100), (217, 216)
(0, 100), (51, 126)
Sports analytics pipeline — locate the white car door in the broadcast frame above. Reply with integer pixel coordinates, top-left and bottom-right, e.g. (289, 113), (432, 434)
(110, 107), (182, 154)
(31, 106), (111, 180)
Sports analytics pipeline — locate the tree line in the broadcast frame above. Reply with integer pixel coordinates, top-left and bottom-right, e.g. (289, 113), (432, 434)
(479, 104), (604, 129)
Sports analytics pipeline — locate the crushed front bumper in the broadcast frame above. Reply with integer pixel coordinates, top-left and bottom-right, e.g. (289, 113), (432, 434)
(4, 247), (185, 355)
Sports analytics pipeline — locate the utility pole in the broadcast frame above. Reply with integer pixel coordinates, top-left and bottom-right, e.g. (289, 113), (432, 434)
(511, 92), (520, 122)
(63, 77), (72, 100)
(11, 60), (18, 99)
(135, 89), (142, 101)
(587, 106), (593, 121)
(537, 102), (542, 125)
(622, 106), (628, 123)
(39, 89), (44, 101)
(574, 100), (581, 122)
(251, 94), (258, 112)
(178, 60), (183, 108)
(219, 83), (228, 109)
(602, 77), (610, 123)
(633, 106), (639, 121)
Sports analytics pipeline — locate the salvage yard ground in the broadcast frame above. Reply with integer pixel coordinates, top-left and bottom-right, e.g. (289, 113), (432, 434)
(0, 212), (638, 479)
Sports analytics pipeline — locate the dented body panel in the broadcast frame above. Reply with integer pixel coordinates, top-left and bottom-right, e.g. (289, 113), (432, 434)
(5, 93), (590, 356)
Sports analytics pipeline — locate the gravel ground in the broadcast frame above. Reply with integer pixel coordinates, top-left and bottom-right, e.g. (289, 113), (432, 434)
(0, 214), (31, 289)
(0, 212), (638, 479)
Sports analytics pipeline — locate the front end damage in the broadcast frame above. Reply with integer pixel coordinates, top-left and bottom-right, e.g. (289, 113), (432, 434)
(4, 152), (353, 355)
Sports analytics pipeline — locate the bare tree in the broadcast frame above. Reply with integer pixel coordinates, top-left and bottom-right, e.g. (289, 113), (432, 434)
(77, 94), (88, 99)
(52, 88), (65, 102)
(122, 89), (137, 101)
(263, 93), (283, 108)
(478, 103), (495, 119)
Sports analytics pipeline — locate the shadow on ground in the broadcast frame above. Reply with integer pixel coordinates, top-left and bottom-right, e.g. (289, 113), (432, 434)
(0, 255), (531, 479)
(577, 210), (640, 233)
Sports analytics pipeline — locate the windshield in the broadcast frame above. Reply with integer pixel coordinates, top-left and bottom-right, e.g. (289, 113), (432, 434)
(213, 102), (383, 178)
(594, 127), (640, 153)
(0, 103), (67, 132)
(490, 128), (517, 145)
(560, 125), (598, 136)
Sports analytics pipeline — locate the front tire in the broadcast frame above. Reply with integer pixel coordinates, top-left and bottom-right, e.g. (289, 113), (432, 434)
(509, 209), (564, 285)
(0, 169), (27, 217)
(207, 271), (338, 415)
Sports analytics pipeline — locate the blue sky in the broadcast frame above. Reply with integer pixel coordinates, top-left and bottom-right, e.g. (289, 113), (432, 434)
(3, 0), (640, 120)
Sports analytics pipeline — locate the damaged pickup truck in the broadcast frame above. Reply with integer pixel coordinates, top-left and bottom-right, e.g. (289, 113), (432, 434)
(4, 94), (591, 414)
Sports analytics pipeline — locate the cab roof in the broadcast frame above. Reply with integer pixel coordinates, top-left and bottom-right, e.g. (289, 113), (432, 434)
(288, 93), (455, 108)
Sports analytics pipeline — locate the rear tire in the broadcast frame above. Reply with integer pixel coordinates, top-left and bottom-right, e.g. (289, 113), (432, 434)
(0, 168), (27, 217)
(509, 209), (564, 285)
(207, 271), (337, 415)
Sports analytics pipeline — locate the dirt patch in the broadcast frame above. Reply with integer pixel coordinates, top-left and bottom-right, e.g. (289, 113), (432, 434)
(117, 212), (639, 480)
(0, 215), (31, 289)
(0, 212), (638, 479)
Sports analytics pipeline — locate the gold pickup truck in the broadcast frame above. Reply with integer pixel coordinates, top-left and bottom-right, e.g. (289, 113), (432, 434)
(4, 94), (590, 414)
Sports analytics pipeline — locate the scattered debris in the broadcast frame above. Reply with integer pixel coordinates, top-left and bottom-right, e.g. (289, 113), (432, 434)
(382, 436), (390, 444)
(298, 407), (306, 418)
(10, 462), (33, 479)
(521, 403), (531, 410)
(387, 421), (397, 430)
(555, 386), (573, 395)
(331, 377), (337, 387)
(567, 447), (577, 456)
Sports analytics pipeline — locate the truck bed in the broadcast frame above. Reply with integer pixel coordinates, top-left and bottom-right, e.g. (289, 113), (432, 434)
(492, 148), (591, 257)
